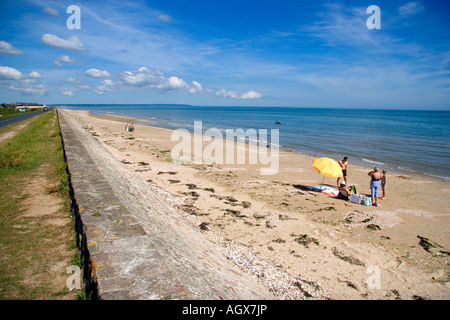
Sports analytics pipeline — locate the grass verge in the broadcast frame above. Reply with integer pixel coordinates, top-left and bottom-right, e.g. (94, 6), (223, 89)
(0, 110), (86, 299)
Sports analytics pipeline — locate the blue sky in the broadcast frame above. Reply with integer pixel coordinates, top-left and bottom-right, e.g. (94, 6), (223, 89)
(0, 0), (449, 109)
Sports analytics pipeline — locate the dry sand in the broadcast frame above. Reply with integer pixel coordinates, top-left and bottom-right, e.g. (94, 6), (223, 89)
(60, 108), (450, 300)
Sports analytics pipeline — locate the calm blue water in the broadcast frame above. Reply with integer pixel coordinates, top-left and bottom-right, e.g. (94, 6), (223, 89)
(59, 104), (450, 181)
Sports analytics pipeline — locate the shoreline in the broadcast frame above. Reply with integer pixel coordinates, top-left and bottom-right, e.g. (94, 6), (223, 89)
(78, 108), (448, 183)
(59, 108), (450, 300)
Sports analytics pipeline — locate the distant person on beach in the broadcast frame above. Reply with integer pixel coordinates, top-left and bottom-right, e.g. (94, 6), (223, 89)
(368, 167), (381, 207)
(381, 170), (387, 199)
(337, 181), (350, 200)
(337, 157), (348, 187)
(125, 123), (129, 131)
(129, 123), (134, 132)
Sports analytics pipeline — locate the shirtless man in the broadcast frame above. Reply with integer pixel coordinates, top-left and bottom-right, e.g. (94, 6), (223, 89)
(368, 167), (382, 207)
(337, 156), (348, 188)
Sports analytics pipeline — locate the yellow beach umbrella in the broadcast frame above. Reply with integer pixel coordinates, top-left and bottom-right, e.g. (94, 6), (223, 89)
(313, 157), (343, 186)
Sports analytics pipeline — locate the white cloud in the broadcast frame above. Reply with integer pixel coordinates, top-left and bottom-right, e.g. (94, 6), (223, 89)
(305, 3), (427, 59)
(41, 34), (86, 51)
(158, 14), (172, 22)
(162, 76), (187, 91)
(85, 68), (111, 78)
(216, 89), (263, 99)
(398, 2), (424, 17)
(307, 4), (378, 47)
(0, 66), (23, 80)
(44, 8), (60, 16)
(240, 90), (262, 99)
(9, 84), (48, 96)
(54, 55), (75, 67)
(64, 77), (84, 84)
(78, 84), (91, 90)
(188, 81), (203, 94)
(119, 67), (187, 92)
(28, 71), (42, 79)
(59, 55), (75, 63)
(216, 89), (238, 98)
(120, 67), (162, 86)
(61, 90), (76, 97)
(95, 79), (114, 95)
(0, 41), (23, 55)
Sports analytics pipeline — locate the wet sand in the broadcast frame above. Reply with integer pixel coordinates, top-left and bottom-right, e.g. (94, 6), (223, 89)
(60, 108), (450, 300)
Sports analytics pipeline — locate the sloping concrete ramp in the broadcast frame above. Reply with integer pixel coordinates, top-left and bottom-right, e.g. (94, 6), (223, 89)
(58, 109), (275, 300)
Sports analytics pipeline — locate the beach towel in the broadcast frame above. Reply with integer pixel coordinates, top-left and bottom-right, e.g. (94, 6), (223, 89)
(305, 186), (332, 192)
(349, 185), (357, 194)
(322, 189), (338, 197)
(304, 186), (322, 192)
(305, 186), (338, 196)
(321, 186), (339, 197)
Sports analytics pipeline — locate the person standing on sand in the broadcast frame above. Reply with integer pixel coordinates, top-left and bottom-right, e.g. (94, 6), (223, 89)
(368, 167), (381, 207)
(381, 170), (387, 199)
(337, 157), (348, 187)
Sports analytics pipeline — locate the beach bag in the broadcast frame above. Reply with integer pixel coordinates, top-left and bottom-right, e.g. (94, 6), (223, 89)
(349, 185), (357, 194)
(363, 196), (372, 206)
(350, 193), (362, 204)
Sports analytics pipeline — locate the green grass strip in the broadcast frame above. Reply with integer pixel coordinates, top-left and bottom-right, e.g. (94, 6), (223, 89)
(0, 111), (82, 299)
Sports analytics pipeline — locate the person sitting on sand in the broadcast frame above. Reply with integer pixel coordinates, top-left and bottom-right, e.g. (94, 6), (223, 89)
(337, 156), (348, 188)
(381, 170), (387, 199)
(337, 181), (351, 200)
(368, 167), (381, 207)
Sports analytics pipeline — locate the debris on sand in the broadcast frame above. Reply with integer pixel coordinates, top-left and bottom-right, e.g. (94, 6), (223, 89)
(332, 248), (365, 267)
(291, 234), (320, 248)
(366, 224), (381, 231)
(199, 222), (209, 231)
(417, 235), (442, 253)
(241, 201), (252, 209)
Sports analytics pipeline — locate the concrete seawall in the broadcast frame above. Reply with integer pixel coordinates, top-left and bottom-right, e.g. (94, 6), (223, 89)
(57, 109), (275, 300)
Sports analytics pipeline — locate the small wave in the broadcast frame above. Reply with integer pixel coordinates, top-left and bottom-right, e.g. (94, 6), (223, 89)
(423, 173), (450, 182)
(361, 158), (385, 166)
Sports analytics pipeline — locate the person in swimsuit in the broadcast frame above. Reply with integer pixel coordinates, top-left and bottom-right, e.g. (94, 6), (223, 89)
(381, 170), (387, 199)
(337, 157), (348, 188)
(368, 167), (381, 207)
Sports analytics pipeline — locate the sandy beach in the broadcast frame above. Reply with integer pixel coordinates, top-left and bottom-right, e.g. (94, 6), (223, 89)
(59, 108), (450, 300)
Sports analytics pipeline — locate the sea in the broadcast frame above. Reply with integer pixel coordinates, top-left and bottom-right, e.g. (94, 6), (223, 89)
(58, 104), (450, 182)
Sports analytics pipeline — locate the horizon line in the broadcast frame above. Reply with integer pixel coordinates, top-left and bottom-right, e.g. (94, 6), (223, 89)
(51, 104), (450, 111)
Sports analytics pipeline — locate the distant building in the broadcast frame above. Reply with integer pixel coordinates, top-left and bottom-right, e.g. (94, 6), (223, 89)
(1, 103), (16, 108)
(1, 102), (47, 112)
(16, 102), (44, 109)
